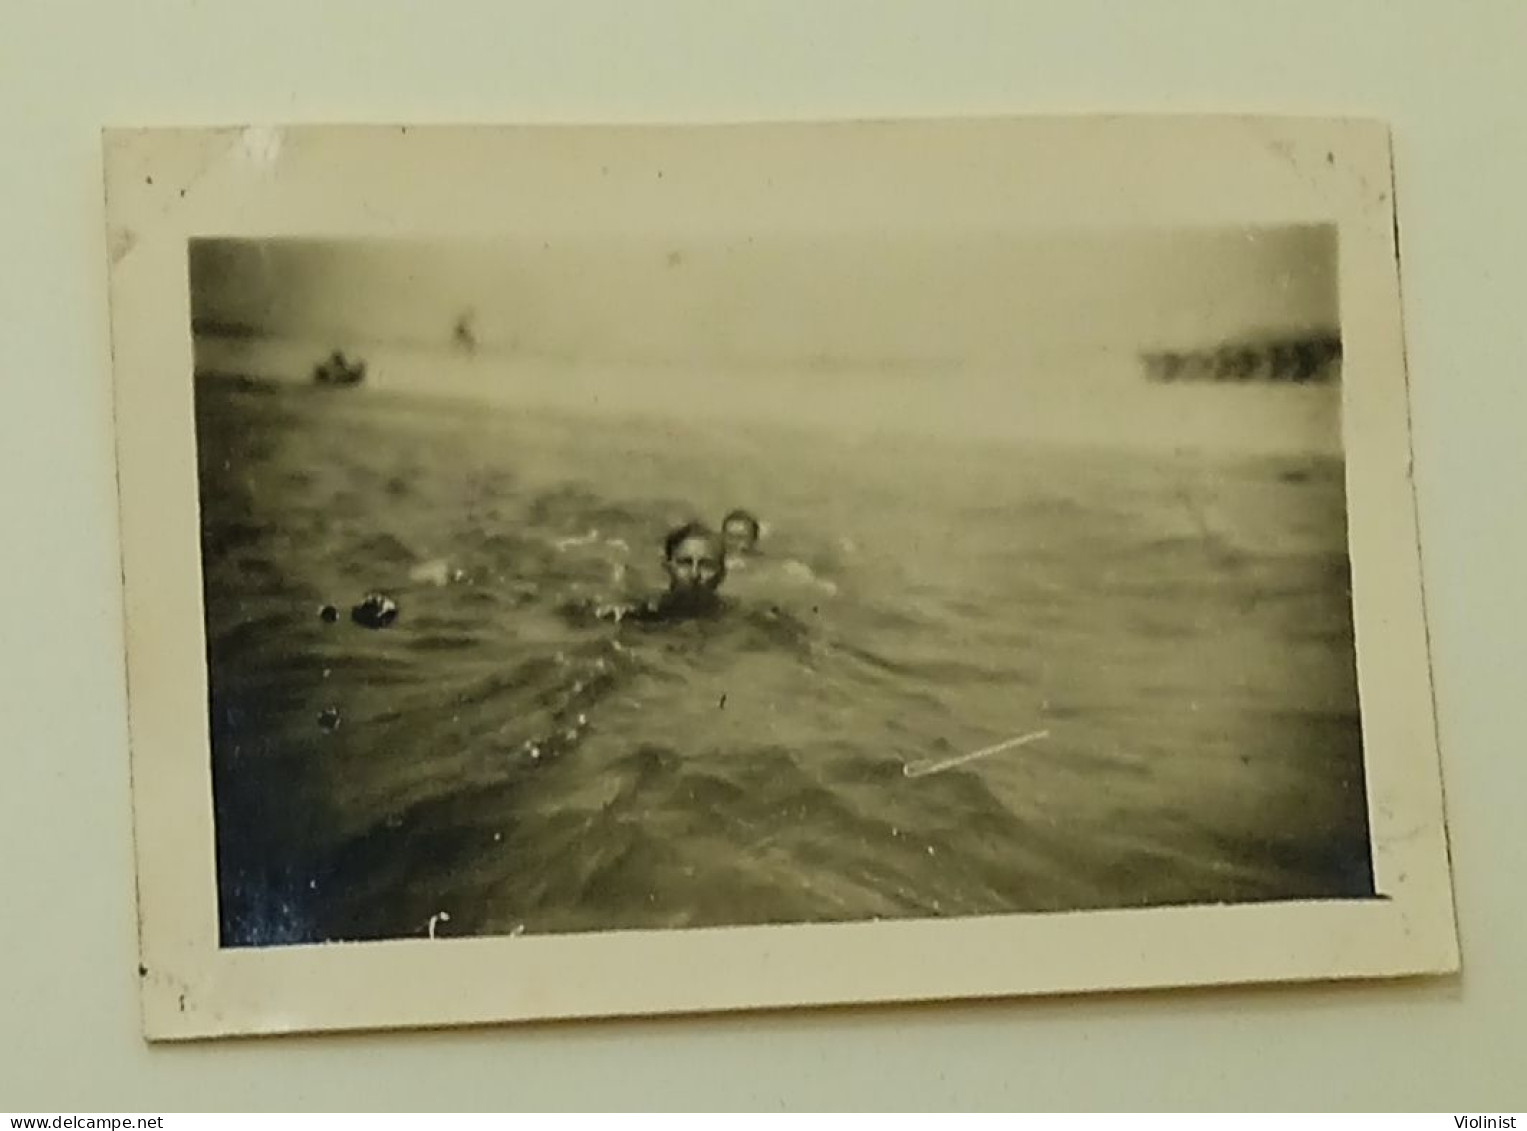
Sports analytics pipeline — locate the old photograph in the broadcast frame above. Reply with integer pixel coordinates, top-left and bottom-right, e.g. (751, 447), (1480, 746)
(105, 120), (1455, 1038)
(191, 226), (1371, 946)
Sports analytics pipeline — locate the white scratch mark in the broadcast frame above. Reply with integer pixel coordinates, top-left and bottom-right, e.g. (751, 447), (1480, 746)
(427, 911), (451, 939)
(903, 728), (1050, 779)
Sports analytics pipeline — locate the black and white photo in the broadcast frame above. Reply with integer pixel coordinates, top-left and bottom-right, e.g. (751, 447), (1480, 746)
(191, 227), (1371, 946)
(104, 118), (1456, 1039)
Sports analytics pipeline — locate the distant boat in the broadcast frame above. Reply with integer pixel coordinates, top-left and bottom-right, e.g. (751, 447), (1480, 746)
(452, 312), (478, 355)
(313, 350), (367, 387)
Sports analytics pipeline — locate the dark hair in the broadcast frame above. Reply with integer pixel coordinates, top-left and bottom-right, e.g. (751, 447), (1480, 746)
(663, 521), (718, 561)
(721, 509), (761, 540)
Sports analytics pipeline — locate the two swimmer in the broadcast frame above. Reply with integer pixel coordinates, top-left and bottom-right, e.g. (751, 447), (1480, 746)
(578, 505), (832, 626)
(588, 519), (731, 624)
(664, 509), (774, 605)
(650, 520), (731, 618)
(720, 507), (838, 597)
(720, 509), (762, 565)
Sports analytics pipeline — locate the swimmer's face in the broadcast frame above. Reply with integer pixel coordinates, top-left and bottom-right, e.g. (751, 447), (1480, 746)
(665, 533), (726, 593)
(721, 517), (758, 556)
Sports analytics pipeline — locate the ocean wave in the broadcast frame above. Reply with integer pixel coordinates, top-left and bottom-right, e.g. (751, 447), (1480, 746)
(197, 376), (1373, 944)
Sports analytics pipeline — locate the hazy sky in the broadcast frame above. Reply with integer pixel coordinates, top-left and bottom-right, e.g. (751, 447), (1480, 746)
(189, 226), (1342, 454)
(192, 226), (1337, 365)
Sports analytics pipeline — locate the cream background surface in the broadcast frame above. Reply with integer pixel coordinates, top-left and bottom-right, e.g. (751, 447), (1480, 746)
(1, 0), (1522, 1111)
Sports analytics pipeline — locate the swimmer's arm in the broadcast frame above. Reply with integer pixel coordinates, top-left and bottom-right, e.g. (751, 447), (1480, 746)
(595, 597), (668, 624)
(557, 591), (674, 627)
(558, 595), (646, 626)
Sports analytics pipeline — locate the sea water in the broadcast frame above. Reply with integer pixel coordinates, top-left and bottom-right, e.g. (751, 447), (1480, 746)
(195, 374), (1373, 946)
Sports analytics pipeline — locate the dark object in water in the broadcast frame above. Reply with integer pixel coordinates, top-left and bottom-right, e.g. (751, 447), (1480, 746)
(318, 604), (339, 623)
(351, 593), (399, 629)
(452, 311), (478, 354)
(313, 350), (367, 387)
(317, 707), (342, 733)
(1139, 333), (1342, 385)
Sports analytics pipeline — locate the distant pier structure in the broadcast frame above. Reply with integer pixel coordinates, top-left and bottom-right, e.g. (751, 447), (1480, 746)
(1140, 333), (1342, 384)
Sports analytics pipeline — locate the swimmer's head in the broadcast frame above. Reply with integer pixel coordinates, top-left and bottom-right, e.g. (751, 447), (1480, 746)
(720, 509), (761, 556)
(663, 521), (727, 595)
